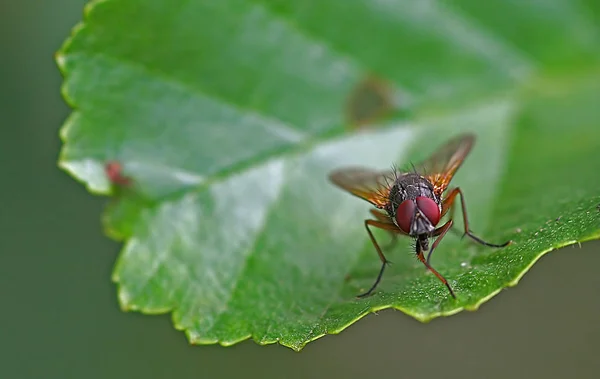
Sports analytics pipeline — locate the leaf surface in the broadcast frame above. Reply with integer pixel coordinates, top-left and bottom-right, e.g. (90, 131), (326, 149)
(57, 0), (600, 350)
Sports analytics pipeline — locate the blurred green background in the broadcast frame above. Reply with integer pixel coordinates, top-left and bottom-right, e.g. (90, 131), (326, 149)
(2, 1), (600, 378)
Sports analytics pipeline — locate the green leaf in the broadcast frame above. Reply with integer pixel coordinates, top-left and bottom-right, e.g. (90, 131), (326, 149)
(57, 0), (600, 350)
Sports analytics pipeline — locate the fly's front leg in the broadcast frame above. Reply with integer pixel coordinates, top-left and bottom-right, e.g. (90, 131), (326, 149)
(358, 217), (407, 298)
(426, 219), (454, 265)
(415, 239), (456, 299)
(369, 209), (398, 250)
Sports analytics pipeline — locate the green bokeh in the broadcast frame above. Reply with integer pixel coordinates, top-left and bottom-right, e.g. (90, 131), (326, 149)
(2, 0), (600, 378)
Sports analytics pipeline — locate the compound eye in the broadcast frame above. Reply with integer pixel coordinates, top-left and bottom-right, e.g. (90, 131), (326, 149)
(416, 196), (440, 226)
(396, 199), (416, 233)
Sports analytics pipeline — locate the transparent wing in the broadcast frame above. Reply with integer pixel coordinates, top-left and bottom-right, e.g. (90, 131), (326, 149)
(414, 133), (475, 196)
(328, 166), (396, 209)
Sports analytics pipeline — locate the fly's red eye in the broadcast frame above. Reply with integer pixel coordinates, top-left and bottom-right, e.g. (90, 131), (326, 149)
(416, 196), (440, 226)
(396, 199), (416, 233)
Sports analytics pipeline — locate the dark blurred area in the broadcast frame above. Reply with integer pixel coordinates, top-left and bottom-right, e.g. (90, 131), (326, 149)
(1, 1), (599, 378)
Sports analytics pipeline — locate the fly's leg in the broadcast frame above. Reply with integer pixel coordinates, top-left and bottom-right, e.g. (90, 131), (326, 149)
(441, 188), (512, 248)
(369, 209), (398, 250)
(415, 239), (456, 299)
(357, 218), (405, 298)
(426, 219), (454, 265)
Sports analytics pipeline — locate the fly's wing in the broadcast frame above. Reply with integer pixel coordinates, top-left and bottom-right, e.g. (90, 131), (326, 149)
(414, 133), (475, 196)
(328, 167), (396, 209)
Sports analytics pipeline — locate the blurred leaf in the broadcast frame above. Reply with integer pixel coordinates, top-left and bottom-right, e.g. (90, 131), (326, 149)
(57, 0), (600, 350)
